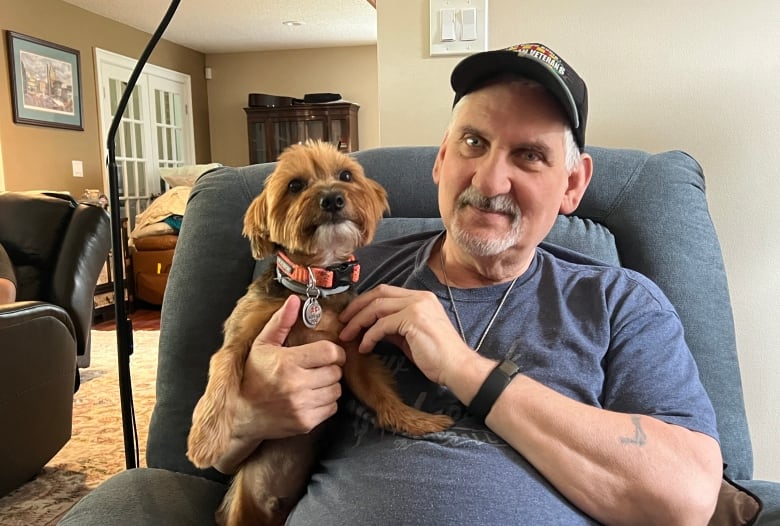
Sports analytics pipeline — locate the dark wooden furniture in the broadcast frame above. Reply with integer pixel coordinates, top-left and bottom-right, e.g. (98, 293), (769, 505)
(244, 101), (359, 164)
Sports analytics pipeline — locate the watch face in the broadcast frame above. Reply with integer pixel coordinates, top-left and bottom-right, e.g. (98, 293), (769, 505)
(498, 359), (519, 378)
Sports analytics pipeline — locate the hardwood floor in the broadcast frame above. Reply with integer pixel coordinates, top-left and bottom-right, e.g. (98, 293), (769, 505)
(93, 305), (161, 331)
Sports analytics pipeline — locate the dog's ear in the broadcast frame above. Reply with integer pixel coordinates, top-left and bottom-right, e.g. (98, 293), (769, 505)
(360, 178), (390, 244)
(370, 178), (390, 218)
(242, 193), (276, 259)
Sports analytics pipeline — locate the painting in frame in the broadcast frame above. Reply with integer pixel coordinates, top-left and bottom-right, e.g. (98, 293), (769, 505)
(5, 31), (84, 131)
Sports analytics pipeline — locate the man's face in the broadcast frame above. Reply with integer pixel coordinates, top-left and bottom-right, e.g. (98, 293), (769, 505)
(433, 81), (587, 259)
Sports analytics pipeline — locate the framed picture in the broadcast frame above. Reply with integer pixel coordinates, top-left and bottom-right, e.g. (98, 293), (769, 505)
(5, 31), (83, 130)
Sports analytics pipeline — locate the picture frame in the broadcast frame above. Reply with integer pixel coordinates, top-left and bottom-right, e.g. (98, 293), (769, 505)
(5, 31), (84, 131)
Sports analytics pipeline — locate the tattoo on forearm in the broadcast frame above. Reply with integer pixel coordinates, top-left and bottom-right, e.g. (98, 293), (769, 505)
(619, 415), (647, 446)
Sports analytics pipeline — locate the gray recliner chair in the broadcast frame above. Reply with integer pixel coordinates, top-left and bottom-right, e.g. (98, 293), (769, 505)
(0, 191), (111, 497)
(60, 146), (779, 524)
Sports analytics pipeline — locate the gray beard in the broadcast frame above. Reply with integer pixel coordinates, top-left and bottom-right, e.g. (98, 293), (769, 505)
(449, 187), (522, 257)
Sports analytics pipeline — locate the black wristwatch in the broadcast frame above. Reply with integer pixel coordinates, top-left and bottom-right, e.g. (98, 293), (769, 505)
(468, 359), (520, 422)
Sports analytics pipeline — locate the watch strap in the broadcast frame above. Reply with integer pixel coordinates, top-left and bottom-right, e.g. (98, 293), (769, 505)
(468, 359), (520, 421)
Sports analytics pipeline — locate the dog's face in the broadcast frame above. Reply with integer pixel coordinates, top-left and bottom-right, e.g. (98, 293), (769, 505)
(243, 140), (389, 266)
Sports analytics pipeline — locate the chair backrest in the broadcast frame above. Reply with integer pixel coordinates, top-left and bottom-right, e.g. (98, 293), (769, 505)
(0, 191), (111, 365)
(148, 146), (752, 482)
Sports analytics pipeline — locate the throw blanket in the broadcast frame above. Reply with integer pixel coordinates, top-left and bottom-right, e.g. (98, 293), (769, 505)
(130, 186), (191, 241)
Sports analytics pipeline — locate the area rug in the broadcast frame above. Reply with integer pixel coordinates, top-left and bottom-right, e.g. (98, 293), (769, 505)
(0, 330), (159, 525)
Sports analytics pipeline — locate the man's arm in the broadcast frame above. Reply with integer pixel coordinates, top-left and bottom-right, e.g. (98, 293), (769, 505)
(339, 284), (723, 525)
(448, 353), (722, 525)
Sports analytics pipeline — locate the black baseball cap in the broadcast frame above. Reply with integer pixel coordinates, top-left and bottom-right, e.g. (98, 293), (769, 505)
(451, 43), (588, 151)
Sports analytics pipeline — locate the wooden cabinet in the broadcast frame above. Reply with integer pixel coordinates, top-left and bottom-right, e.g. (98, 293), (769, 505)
(244, 102), (359, 164)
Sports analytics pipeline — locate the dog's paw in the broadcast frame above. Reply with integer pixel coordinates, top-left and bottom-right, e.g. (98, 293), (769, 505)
(186, 436), (220, 469)
(186, 400), (234, 468)
(377, 408), (454, 436)
(186, 426), (224, 468)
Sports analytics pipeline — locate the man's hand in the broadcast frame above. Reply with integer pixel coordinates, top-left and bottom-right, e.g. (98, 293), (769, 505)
(213, 295), (346, 474)
(239, 295), (346, 438)
(338, 284), (473, 387)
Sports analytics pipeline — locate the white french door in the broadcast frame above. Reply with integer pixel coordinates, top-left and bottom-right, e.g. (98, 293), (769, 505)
(95, 48), (195, 230)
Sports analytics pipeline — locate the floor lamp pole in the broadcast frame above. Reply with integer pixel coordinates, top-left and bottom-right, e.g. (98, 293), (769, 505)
(105, 0), (181, 469)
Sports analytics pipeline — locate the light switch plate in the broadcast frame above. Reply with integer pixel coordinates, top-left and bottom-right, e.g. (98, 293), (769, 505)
(429, 0), (488, 57)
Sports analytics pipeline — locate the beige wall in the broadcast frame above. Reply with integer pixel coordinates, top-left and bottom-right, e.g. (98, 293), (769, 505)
(377, 1), (780, 480)
(1, 1), (376, 194)
(0, 0), (210, 196)
(205, 46), (378, 167)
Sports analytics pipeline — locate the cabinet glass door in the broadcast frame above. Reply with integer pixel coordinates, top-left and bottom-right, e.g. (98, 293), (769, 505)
(274, 120), (301, 154)
(304, 119), (325, 142)
(274, 119), (326, 154)
(330, 118), (349, 151)
(250, 122), (267, 163)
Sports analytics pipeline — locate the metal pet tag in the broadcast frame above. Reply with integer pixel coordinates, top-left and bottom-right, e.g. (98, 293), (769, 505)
(302, 296), (322, 328)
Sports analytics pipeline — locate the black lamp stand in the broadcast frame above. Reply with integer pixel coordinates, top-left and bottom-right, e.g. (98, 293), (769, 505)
(105, 0), (181, 469)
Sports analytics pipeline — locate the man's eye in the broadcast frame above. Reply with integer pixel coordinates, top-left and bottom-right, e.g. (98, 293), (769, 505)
(520, 151), (543, 163)
(338, 170), (352, 182)
(288, 179), (306, 193)
(465, 136), (483, 148)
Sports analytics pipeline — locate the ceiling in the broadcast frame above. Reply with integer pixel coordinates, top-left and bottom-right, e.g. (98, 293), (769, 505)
(61, 0), (377, 54)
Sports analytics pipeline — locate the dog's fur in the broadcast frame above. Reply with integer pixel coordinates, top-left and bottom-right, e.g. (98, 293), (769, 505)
(186, 141), (453, 526)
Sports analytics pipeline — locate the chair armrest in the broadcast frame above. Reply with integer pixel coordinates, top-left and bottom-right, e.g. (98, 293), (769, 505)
(0, 300), (78, 496)
(50, 204), (111, 364)
(0, 300), (77, 401)
(0, 301), (74, 331)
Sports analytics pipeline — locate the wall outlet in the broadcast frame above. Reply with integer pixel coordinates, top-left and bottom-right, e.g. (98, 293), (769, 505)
(72, 160), (84, 178)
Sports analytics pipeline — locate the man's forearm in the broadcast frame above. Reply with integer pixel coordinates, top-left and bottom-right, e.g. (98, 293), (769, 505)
(487, 374), (721, 525)
(443, 355), (722, 525)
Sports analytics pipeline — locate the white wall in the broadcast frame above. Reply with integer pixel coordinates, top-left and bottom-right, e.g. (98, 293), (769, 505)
(378, 1), (780, 480)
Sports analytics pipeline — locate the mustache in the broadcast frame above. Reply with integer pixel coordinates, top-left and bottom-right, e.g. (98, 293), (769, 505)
(457, 186), (520, 216)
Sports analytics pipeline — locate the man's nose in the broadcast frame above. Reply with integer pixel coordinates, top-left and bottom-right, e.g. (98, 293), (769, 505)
(472, 151), (512, 197)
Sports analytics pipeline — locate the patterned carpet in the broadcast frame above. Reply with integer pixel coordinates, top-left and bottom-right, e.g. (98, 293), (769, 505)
(0, 330), (159, 525)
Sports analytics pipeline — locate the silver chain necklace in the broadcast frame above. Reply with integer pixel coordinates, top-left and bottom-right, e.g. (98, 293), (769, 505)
(439, 248), (519, 352)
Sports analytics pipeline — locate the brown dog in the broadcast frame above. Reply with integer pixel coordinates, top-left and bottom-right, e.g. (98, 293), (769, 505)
(186, 140), (453, 526)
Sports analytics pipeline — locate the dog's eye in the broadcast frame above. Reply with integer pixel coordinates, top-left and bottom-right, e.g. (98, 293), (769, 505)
(338, 170), (352, 182)
(288, 179), (306, 194)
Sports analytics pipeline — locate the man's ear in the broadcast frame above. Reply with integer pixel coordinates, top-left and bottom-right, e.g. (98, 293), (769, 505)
(432, 132), (449, 185)
(559, 153), (593, 214)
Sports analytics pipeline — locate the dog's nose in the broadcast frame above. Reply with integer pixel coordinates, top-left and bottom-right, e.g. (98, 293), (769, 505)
(319, 192), (345, 212)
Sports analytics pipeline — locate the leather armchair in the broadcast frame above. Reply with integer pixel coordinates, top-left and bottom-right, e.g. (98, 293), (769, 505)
(0, 191), (111, 497)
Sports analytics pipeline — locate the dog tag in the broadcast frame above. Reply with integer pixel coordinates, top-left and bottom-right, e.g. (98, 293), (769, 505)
(302, 297), (322, 328)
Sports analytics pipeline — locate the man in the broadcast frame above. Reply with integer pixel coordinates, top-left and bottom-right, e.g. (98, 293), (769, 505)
(217, 43), (722, 524)
(0, 242), (16, 304)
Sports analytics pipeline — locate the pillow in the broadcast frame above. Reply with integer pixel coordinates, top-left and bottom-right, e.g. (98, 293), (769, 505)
(374, 217), (443, 243)
(545, 215), (620, 266)
(709, 476), (762, 525)
(132, 222), (176, 240)
(372, 215), (619, 267)
(159, 163), (222, 187)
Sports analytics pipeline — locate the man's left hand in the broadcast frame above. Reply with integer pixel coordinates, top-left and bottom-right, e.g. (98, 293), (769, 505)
(338, 284), (471, 386)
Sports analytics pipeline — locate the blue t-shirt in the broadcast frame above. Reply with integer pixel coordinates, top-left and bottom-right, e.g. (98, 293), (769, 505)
(287, 232), (718, 525)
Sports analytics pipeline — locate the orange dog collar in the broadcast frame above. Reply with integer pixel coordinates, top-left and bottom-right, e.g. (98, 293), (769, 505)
(276, 251), (360, 290)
